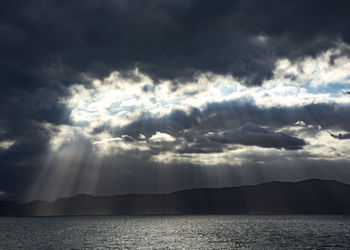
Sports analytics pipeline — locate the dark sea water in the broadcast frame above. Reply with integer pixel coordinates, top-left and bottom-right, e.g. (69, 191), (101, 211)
(0, 215), (350, 249)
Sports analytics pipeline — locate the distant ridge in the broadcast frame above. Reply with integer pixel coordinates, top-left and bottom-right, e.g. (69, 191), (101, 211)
(2, 179), (350, 216)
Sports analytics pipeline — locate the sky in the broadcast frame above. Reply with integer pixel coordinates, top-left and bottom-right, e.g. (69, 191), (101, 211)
(1, 0), (350, 202)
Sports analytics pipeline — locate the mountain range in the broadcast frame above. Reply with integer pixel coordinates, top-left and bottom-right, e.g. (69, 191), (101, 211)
(2, 179), (350, 216)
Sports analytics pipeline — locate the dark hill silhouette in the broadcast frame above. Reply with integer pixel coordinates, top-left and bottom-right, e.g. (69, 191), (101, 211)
(2, 179), (350, 216)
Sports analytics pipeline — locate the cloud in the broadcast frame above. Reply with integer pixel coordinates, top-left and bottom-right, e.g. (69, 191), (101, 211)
(1, 0), (350, 88)
(295, 121), (306, 127)
(328, 131), (350, 140)
(0, 140), (15, 150)
(208, 123), (306, 150)
(108, 100), (350, 143)
(149, 132), (176, 142)
(203, 101), (350, 132)
(176, 137), (225, 154)
(0, 190), (8, 196)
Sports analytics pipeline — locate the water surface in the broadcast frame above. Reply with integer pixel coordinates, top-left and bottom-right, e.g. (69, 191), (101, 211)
(1, 215), (349, 249)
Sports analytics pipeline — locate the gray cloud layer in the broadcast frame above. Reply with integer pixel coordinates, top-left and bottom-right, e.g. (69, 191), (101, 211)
(209, 123), (306, 150)
(109, 101), (350, 140)
(328, 131), (350, 140)
(1, 0), (350, 88)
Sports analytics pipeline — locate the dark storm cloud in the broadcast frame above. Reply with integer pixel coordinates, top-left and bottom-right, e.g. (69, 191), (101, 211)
(328, 131), (350, 140)
(0, 120), (50, 162)
(0, 83), (71, 125)
(208, 123), (306, 150)
(0, 82), (71, 166)
(1, 0), (350, 88)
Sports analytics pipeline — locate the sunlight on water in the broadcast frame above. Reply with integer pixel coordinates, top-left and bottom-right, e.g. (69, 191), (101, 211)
(1, 215), (350, 249)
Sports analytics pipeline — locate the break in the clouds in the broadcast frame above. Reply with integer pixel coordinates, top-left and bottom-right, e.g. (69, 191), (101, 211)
(1, 0), (350, 202)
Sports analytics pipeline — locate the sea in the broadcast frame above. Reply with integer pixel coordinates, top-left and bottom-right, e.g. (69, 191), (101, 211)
(0, 215), (349, 249)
